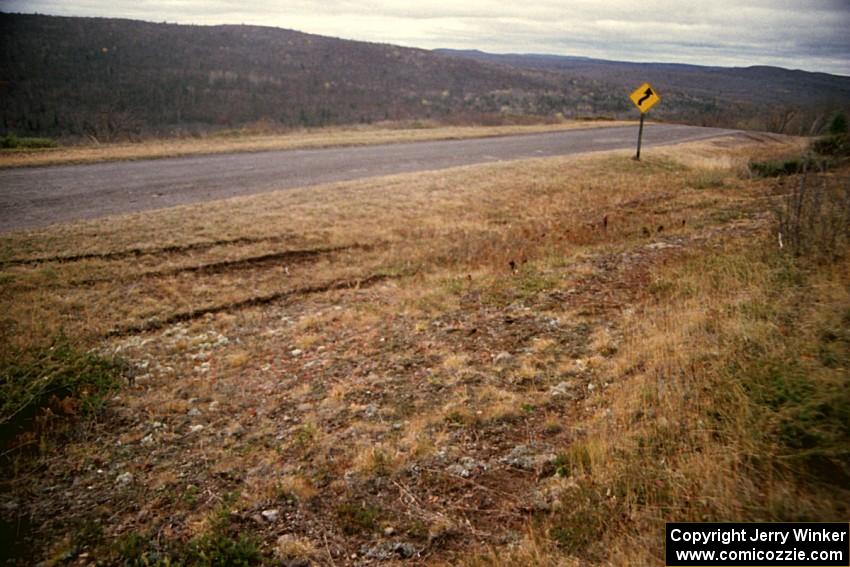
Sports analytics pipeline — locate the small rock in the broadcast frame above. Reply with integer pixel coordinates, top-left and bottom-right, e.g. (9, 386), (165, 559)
(189, 424), (204, 433)
(498, 530), (522, 545)
(394, 542), (416, 559)
(116, 472), (134, 485)
(646, 242), (679, 250)
(140, 434), (154, 446)
(500, 443), (557, 471)
(494, 351), (513, 364)
(447, 456), (488, 478)
(290, 349), (303, 357)
(384, 526), (396, 536)
(549, 381), (580, 400)
(209, 401), (220, 411)
(187, 408), (201, 417)
(587, 383), (596, 392)
(363, 542), (417, 560)
(261, 509), (279, 522)
(225, 422), (244, 438)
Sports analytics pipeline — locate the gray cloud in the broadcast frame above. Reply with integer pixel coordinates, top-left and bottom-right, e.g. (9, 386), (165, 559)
(3, 0), (849, 74)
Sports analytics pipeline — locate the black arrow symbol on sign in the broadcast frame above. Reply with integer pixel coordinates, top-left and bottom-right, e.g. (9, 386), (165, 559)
(637, 87), (654, 106)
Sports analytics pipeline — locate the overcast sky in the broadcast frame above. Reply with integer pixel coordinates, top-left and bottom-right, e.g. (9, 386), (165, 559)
(4, 0), (850, 75)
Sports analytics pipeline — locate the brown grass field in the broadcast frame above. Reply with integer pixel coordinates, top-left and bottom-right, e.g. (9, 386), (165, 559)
(2, 132), (849, 565)
(0, 120), (634, 169)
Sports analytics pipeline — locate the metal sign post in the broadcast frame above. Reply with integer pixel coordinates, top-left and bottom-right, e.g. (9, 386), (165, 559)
(628, 82), (661, 161)
(636, 113), (646, 161)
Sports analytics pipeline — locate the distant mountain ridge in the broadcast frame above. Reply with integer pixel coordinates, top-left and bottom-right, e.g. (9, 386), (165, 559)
(435, 49), (850, 107)
(1, 12), (847, 140)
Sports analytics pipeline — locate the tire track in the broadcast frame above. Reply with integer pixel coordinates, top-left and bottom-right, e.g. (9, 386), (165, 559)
(104, 272), (406, 338)
(68, 244), (374, 287)
(0, 234), (297, 267)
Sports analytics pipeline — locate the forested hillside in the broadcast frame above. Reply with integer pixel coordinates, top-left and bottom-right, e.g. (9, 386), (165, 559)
(437, 50), (850, 134)
(0, 13), (619, 139)
(1, 13), (848, 140)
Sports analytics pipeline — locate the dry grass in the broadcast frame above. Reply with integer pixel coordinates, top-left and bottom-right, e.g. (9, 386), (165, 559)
(3, 131), (845, 565)
(0, 120), (634, 169)
(513, 245), (850, 565)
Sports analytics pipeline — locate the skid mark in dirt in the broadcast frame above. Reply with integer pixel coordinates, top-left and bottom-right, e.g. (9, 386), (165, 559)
(67, 243), (376, 287)
(0, 233), (301, 267)
(105, 272), (405, 337)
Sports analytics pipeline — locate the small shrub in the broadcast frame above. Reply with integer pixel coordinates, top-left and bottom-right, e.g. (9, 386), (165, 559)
(827, 112), (848, 136)
(811, 114), (850, 159)
(749, 158), (804, 177)
(774, 169), (850, 260)
(0, 336), (125, 451)
(812, 134), (849, 158)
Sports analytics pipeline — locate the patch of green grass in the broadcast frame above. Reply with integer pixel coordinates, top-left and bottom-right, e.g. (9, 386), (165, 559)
(185, 498), (264, 565)
(547, 485), (611, 555)
(726, 267), (850, 484)
(0, 335), (125, 451)
(0, 134), (58, 150)
(114, 532), (176, 566)
(515, 266), (559, 298)
(72, 518), (105, 552)
(183, 484), (201, 505)
(558, 442), (593, 476)
(115, 525), (263, 567)
(336, 500), (381, 535)
(733, 353), (850, 481)
(186, 532), (263, 566)
(442, 275), (471, 296)
(292, 423), (318, 451)
(484, 264), (562, 307)
(749, 158), (804, 177)
(690, 171), (726, 189)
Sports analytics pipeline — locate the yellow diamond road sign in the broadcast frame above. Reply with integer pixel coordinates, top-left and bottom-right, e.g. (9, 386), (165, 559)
(629, 82), (661, 113)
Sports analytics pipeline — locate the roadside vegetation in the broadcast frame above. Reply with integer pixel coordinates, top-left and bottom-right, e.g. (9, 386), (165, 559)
(0, 133), (58, 150)
(1, 131), (848, 565)
(0, 336), (125, 452)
